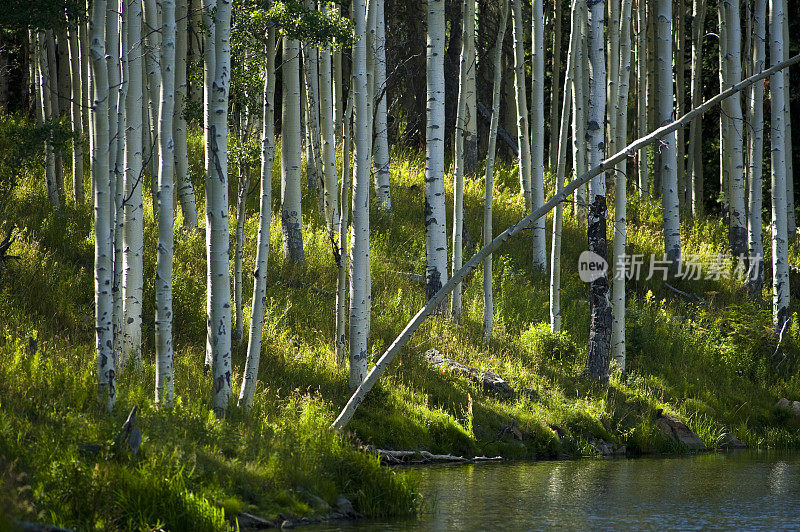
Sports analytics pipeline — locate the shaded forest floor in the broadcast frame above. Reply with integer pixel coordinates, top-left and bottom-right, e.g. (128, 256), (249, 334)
(2, 132), (800, 530)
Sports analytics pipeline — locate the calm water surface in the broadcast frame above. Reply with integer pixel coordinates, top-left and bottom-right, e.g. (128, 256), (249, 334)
(310, 451), (800, 531)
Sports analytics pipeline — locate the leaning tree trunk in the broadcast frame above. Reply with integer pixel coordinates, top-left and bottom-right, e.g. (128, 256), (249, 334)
(723, 0), (747, 258)
(688, 0), (705, 216)
(530, 0), (547, 271)
(90, 0), (116, 411)
(122, 0), (144, 370)
(155, 0), (176, 407)
(425, 0), (449, 307)
(282, 38), (305, 264)
(585, 0), (611, 382)
(174, 0), (199, 229)
(238, 28), (276, 411)
(511, 0), (532, 206)
(451, 0), (475, 322)
(208, 0), (233, 416)
(350, 0), (371, 389)
(656, 0), (681, 265)
(550, 0), (578, 333)
(483, 0), (509, 341)
(747, 0), (765, 297)
(769, 0), (790, 329)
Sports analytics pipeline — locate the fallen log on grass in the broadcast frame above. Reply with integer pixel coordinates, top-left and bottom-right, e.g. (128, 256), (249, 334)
(372, 447), (503, 465)
(423, 349), (513, 397)
(330, 54), (800, 432)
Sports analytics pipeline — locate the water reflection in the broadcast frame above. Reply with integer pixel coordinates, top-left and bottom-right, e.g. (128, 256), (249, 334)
(308, 451), (800, 531)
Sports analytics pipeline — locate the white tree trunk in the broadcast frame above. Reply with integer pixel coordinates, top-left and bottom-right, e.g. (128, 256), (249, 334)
(350, 0), (371, 389)
(511, 0), (531, 206)
(782, 11), (795, 236)
(282, 38), (305, 263)
(548, 0), (563, 170)
(90, 0), (116, 411)
(607, 0), (620, 157)
(463, 4), (478, 175)
(301, 16), (324, 212)
(688, 0), (705, 216)
(156, 0), (176, 407)
(208, 0), (233, 415)
(572, 1), (588, 220)
(373, 0), (392, 211)
(550, 0), (578, 333)
(233, 110), (249, 343)
(319, 2), (339, 229)
(585, 0), (611, 381)
(530, 0), (547, 270)
(122, 0), (144, 370)
(747, 0), (765, 296)
(425, 0), (449, 306)
(68, 25), (85, 205)
(143, 0), (162, 186)
(451, 0), (475, 322)
(723, 0), (747, 258)
(239, 30), (276, 411)
(175, 0), (198, 229)
(484, 0), (509, 341)
(336, 94), (354, 367)
(37, 33), (59, 208)
(110, 0), (126, 362)
(202, 0), (216, 369)
(636, 0), (648, 196)
(656, 0), (681, 265)
(769, 0), (790, 329)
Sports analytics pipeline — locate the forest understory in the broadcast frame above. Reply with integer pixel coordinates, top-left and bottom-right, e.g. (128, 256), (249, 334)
(2, 135), (800, 530)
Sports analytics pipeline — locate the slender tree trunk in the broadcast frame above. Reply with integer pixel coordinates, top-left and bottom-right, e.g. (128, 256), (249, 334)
(110, 0), (126, 362)
(550, 0), (578, 333)
(585, 0), (611, 382)
(607, 0), (620, 158)
(782, 11), (795, 236)
(122, 0), (144, 370)
(674, 0), (686, 206)
(689, 0), (705, 216)
(451, 0), (475, 322)
(282, 38), (305, 263)
(747, 0), (765, 297)
(239, 30), (276, 410)
(90, 0), (116, 411)
(233, 110), (249, 343)
(549, 0), (563, 170)
(637, 0), (648, 196)
(46, 30), (64, 200)
(511, 0), (532, 205)
(336, 94), (353, 368)
(572, 2), (588, 220)
(175, 0), (199, 229)
(209, 0), (233, 415)
(656, 0), (681, 265)
(301, 13), (324, 212)
(530, 0), (547, 270)
(373, 0), (392, 211)
(612, 0), (633, 373)
(156, 0), (176, 407)
(769, 0), (790, 329)
(484, 0), (509, 341)
(68, 25), (84, 205)
(719, 3), (729, 213)
(425, 0), (449, 307)
(37, 33), (59, 208)
(319, 2), (340, 228)
(463, 3), (478, 175)
(350, 0), (371, 388)
(144, 0), (162, 192)
(202, 0), (216, 369)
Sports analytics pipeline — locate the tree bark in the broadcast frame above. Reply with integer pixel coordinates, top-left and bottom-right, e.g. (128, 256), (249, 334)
(282, 38), (305, 263)
(174, 0), (199, 229)
(747, 0), (765, 297)
(530, 0), (547, 270)
(688, 0), (705, 216)
(373, 0), (392, 211)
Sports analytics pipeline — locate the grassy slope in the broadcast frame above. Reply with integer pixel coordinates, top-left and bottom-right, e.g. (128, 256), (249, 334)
(1, 134), (800, 530)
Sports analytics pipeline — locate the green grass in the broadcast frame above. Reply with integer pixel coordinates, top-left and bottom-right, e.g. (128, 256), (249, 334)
(2, 126), (800, 530)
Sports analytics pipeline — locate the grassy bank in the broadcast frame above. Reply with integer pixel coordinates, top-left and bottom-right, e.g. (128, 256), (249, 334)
(1, 131), (800, 530)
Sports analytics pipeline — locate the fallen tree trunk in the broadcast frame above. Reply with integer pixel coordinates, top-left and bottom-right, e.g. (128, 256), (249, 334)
(331, 54), (800, 432)
(370, 447), (503, 465)
(423, 349), (513, 397)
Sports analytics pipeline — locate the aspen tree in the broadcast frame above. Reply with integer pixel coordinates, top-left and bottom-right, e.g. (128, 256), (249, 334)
(319, 2), (339, 228)
(90, 0), (116, 411)
(425, 0), (449, 305)
(463, 2), (478, 175)
(550, 0), (578, 333)
(209, 0), (233, 415)
(484, 0), (510, 341)
(122, 0), (144, 370)
(202, 0), (216, 370)
(656, 0), (681, 265)
(549, 0), (563, 170)
(585, 0), (611, 381)
(511, 0), (532, 205)
(350, 0), (371, 388)
(175, 0), (199, 229)
(572, 2), (588, 221)
(747, 0), (765, 296)
(688, 0), (705, 216)
(282, 38), (305, 263)
(373, 0), (392, 211)
(723, 0), (747, 258)
(769, 0), (790, 329)
(636, 0), (648, 196)
(451, 0), (475, 322)
(781, 10), (795, 236)
(156, 0), (177, 406)
(336, 94), (354, 367)
(239, 27), (276, 411)
(36, 33), (59, 208)
(607, 0), (620, 157)
(530, 0), (547, 270)
(68, 25), (84, 205)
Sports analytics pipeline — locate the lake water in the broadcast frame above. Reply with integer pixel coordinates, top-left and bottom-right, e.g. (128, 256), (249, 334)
(310, 451), (800, 530)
